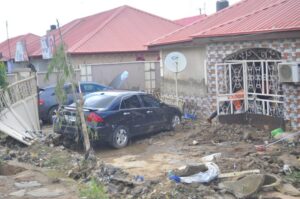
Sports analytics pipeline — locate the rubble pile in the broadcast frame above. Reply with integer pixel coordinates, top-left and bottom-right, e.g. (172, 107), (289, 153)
(186, 123), (268, 144)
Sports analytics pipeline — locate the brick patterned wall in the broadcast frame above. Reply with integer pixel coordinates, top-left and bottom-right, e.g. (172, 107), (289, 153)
(206, 38), (300, 129)
(161, 38), (300, 129)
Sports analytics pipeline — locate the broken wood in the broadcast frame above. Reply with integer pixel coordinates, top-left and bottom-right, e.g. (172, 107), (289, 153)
(219, 169), (260, 178)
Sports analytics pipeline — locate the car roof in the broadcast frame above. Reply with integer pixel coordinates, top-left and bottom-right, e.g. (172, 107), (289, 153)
(41, 81), (107, 89)
(88, 90), (146, 97)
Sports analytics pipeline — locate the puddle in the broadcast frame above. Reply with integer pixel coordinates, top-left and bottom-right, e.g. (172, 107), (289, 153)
(0, 163), (26, 176)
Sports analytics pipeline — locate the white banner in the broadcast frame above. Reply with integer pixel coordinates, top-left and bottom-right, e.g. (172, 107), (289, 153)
(41, 35), (55, 59)
(15, 41), (28, 62)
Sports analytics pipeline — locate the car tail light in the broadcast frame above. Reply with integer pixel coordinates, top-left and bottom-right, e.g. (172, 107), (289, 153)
(39, 99), (45, 105)
(87, 112), (104, 123)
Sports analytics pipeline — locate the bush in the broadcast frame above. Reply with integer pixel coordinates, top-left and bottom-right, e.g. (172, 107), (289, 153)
(80, 178), (108, 199)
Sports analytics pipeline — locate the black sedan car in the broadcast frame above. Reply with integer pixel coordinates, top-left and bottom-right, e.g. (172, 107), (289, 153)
(53, 91), (181, 148)
(39, 82), (109, 123)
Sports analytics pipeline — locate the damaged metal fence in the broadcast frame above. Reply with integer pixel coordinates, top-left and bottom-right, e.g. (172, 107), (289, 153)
(0, 76), (40, 145)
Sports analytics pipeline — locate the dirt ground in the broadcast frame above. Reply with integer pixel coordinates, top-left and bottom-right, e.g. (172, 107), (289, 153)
(0, 120), (300, 198)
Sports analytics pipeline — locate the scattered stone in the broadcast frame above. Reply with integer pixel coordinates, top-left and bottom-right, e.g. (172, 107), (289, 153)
(220, 174), (265, 198)
(27, 188), (64, 198)
(148, 138), (153, 145)
(275, 183), (300, 196)
(192, 140), (199, 145)
(9, 189), (26, 197)
(131, 186), (143, 195)
(14, 181), (42, 189)
(278, 154), (300, 168)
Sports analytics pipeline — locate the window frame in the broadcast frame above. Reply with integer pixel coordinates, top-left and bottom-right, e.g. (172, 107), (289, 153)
(119, 94), (142, 110)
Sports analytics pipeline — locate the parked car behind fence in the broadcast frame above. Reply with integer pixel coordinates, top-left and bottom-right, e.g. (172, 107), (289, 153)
(39, 82), (109, 123)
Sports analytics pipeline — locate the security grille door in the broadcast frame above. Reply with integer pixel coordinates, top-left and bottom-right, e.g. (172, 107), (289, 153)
(215, 60), (284, 118)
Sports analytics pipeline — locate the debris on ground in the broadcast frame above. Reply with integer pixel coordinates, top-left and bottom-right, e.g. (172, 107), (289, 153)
(0, 121), (300, 198)
(219, 174), (265, 198)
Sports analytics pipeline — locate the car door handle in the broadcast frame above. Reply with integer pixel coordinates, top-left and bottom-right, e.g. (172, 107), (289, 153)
(146, 110), (153, 114)
(123, 112), (130, 115)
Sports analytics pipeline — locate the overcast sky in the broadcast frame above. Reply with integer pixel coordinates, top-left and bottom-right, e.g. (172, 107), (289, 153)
(0, 0), (241, 42)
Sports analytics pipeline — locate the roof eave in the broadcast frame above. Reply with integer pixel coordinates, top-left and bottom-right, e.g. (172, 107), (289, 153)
(192, 29), (300, 43)
(68, 49), (158, 55)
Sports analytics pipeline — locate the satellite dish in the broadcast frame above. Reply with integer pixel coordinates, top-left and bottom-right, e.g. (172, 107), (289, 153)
(164, 52), (187, 73)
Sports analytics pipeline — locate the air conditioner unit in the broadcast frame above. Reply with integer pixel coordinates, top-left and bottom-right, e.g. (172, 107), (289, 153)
(278, 63), (300, 83)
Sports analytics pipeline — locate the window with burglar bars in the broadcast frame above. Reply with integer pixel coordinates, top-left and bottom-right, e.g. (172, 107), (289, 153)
(144, 62), (156, 93)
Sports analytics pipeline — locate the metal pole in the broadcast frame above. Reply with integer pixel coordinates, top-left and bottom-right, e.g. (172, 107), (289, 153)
(6, 21), (12, 59)
(175, 71), (179, 107)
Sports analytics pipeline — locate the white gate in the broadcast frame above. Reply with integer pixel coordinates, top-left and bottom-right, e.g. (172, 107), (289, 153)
(0, 76), (41, 145)
(215, 60), (284, 118)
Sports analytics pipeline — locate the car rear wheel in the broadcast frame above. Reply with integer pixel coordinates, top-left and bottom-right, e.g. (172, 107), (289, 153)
(48, 106), (58, 124)
(111, 126), (129, 149)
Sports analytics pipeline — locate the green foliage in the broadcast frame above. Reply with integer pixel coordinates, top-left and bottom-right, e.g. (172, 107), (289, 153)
(80, 178), (108, 199)
(46, 43), (72, 105)
(0, 61), (8, 89)
(284, 170), (300, 184)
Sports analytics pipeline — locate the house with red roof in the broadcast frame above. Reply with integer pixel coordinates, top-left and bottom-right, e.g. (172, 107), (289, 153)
(174, 15), (207, 26)
(148, 0), (300, 130)
(0, 5), (181, 90)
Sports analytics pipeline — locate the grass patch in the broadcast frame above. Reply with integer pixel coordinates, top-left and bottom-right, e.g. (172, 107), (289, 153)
(80, 178), (108, 199)
(284, 170), (300, 184)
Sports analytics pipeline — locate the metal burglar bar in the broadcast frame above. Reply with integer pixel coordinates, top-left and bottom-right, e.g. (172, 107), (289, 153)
(215, 60), (284, 118)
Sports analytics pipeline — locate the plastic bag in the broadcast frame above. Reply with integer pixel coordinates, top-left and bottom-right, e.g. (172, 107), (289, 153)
(178, 162), (220, 183)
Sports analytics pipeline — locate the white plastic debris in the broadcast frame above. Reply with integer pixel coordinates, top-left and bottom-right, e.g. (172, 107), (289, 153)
(179, 162), (220, 183)
(201, 153), (222, 162)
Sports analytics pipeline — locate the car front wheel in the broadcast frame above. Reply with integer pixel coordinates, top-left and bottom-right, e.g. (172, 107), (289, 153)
(111, 126), (129, 149)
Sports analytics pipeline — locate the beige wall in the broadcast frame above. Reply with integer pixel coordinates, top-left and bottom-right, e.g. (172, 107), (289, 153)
(69, 51), (159, 66)
(161, 46), (207, 97)
(81, 62), (160, 91)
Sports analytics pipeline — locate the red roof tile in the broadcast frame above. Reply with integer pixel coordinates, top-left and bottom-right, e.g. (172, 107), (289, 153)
(33, 5), (181, 55)
(0, 33), (40, 61)
(149, 0), (300, 46)
(174, 15), (207, 26)
(192, 0), (300, 38)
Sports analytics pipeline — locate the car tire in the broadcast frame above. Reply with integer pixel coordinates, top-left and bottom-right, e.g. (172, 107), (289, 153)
(111, 126), (129, 149)
(48, 106), (58, 124)
(167, 114), (181, 131)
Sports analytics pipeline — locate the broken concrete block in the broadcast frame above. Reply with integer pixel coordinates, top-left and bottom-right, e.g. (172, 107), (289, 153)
(27, 188), (64, 198)
(275, 183), (300, 196)
(220, 174), (265, 198)
(174, 164), (208, 177)
(9, 189), (26, 197)
(14, 181), (42, 189)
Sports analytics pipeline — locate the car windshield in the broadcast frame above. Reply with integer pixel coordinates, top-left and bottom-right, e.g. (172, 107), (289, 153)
(84, 94), (117, 109)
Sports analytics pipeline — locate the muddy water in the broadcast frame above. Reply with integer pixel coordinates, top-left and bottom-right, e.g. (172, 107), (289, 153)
(94, 132), (196, 179)
(94, 130), (255, 179)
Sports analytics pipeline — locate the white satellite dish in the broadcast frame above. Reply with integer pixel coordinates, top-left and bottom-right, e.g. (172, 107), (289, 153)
(164, 52), (187, 73)
(164, 52), (187, 107)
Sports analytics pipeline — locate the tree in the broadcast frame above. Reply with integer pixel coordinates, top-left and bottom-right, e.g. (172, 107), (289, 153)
(46, 22), (91, 155)
(0, 61), (8, 89)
